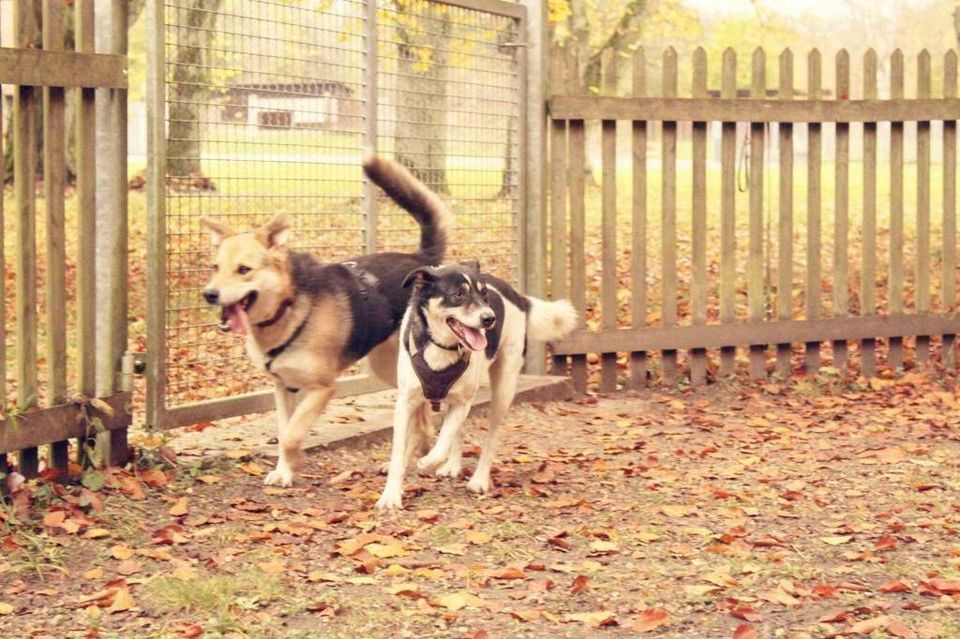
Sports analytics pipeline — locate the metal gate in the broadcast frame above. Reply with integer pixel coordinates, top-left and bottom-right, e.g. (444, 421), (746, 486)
(146, 0), (528, 429)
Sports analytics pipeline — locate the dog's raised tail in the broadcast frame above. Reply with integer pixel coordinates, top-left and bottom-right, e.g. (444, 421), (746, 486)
(363, 152), (450, 263)
(526, 297), (578, 343)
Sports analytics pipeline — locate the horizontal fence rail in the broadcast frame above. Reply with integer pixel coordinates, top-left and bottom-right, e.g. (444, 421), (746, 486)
(548, 46), (960, 392)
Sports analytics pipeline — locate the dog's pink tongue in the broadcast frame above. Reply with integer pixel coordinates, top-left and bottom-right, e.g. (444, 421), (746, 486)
(462, 326), (487, 351)
(226, 304), (249, 335)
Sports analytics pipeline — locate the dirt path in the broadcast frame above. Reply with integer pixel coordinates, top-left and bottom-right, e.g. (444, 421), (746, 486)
(2, 375), (960, 638)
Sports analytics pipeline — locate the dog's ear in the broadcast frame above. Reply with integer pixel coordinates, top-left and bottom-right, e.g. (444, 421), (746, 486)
(402, 267), (436, 289)
(459, 260), (481, 275)
(200, 217), (234, 247)
(256, 212), (290, 248)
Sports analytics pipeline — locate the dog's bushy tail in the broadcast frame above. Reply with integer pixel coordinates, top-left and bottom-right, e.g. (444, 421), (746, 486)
(363, 153), (450, 263)
(526, 297), (578, 343)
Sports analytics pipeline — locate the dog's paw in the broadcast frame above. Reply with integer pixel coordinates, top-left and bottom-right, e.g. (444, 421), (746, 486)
(375, 490), (403, 511)
(466, 475), (491, 494)
(435, 460), (462, 479)
(264, 466), (295, 487)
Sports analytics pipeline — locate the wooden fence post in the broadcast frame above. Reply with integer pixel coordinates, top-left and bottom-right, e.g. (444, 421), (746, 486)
(943, 51), (958, 370)
(748, 47), (767, 380)
(661, 47), (679, 384)
(861, 49), (878, 378)
(630, 48), (648, 389)
(833, 50), (850, 376)
(690, 47), (708, 386)
(915, 50), (932, 365)
(776, 49), (794, 378)
(889, 49), (905, 370)
(805, 49), (822, 374)
(600, 49), (618, 392)
(719, 48), (737, 378)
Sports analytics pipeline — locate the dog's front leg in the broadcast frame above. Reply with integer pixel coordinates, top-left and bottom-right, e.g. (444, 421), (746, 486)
(416, 403), (470, 472)
(264, 384), (335, 487)
(376, 391), (419, 510)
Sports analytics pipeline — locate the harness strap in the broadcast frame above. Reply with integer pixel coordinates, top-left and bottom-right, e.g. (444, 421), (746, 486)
(256, 297), (294, 328)
(264, 315), (309, 371)
(341, 260), (380, 298)
(411, 350), (470, 412)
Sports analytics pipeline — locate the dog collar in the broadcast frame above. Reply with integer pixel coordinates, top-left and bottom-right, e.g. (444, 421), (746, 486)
(411, 349), (470, 412)
(256, 297), (294, 328)
(429, 336), (462, 352)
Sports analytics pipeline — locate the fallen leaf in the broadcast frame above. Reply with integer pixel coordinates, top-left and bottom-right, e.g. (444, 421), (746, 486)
(107, 587), (135, 614)
(885, 618), (917, 639)
(139, 469), (168, 488)
(114, 560), (142, 576)
(437, 543), (467, 556)
(195, 475), (221, 484)
(850, 616), (891, 634)
(819, 535), (853, 546)
(570, 575), (589, 595)
(257, 560), (286, 574)
(438, 591), (486, 611)
(168, 497), (189, 517)
(110, 545), (134, 561)
(492, 567), (525, 580)
(732, 624), (757, 639)
(588, 540), (618, 554)
(240, 462), (264, 477)
(632, 608), (670, 632)
(43, 511), (67, 527)
(565, 611), (617, 627)
(819, 609), (849, 623)
(467, 531), (493, 545)
(879, 580), (911, 593)
(509, 609), (542, 622)
(730, 606), (761, 622)
(83, 528), (111, 540)
(366, 543), (406, 559)
(0, 603), (13, 615)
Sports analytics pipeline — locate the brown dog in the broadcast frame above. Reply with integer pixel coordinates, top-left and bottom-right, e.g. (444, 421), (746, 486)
(201, 155), (449, 486)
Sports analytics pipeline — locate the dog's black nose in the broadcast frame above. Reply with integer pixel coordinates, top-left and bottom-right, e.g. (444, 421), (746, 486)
(480, 312), (496, 328)
(203, 289), (219, 305)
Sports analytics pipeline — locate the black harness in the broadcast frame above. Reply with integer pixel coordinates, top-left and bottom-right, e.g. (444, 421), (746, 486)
(260, 261), (379, 394)
(411, 348), (470, 412)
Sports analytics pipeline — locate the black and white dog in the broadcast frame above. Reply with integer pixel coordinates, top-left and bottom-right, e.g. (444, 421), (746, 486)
(376, 261), (577, 510)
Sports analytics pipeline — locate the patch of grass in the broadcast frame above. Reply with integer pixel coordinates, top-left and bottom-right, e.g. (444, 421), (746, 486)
(7, 528), (67, 582)
(143, 568), (284, 618)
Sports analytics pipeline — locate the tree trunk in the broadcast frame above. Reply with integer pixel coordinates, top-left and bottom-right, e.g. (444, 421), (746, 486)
(166, 0), (222, 178)
(394, 4), (450, 195)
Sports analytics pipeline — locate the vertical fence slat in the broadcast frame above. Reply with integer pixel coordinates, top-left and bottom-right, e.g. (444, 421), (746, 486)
(630, 48), (648, 389)
(889, 50), (905, 370)
(833, 50), (850, 375)
(915, 50), (932, 364)
(861, 49), (878, 378)
(720, 48), (737, 377)
(943, 51), (958, 370)
(690, 47), (708, 386)
(600, 51), (618, 392)
(661, 47), (679, 384)
(549, 51), (568, 375)
(76, 0), (97, 465)
(43, 0), (70, 472)
(776, 49), (794, 378)
(805, 49), (822, 374)
(569, 117), (587, 392)
(77, 0), (96, 402)
(14, 0), (40, 477)
(748, 48), (767, 380)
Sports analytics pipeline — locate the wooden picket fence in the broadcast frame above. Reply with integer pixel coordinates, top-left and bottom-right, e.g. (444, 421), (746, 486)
(0, 0), (131, 480)
(548, 47), (960, 392)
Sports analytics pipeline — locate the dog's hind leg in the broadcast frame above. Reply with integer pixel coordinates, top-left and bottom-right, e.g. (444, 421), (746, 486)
(379, 403), (433, 475)
(417, 403), (470, 472)
(377, 390), (420, 510)
(265, 384), (335, 487)
(467, 354), (522, 494)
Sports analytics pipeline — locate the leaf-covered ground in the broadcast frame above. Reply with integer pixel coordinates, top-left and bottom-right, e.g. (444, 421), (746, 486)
(2, 374), (960, 639)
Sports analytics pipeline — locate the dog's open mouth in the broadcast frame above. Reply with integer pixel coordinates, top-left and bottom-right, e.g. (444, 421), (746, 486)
(446, 317), (487, 351)
(219, 291), (257, 335)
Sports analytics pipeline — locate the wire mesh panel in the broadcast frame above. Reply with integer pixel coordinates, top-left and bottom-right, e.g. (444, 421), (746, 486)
(376, 0), (523, 282)
(148, 0), (526, 428)
(158, 0), (368, 417)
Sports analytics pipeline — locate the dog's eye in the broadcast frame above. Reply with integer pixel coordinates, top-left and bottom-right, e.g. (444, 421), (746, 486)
(237, 265), (252, 275)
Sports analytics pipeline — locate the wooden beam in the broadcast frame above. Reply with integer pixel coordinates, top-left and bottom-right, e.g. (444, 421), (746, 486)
(0, 48), (127, 88)
(0, 393), (132, 454)
(548, 96), (960, 123)
(551, 314), (960, 355)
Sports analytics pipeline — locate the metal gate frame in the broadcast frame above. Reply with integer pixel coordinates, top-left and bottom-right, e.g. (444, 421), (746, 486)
(146, 0), (540, 429)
